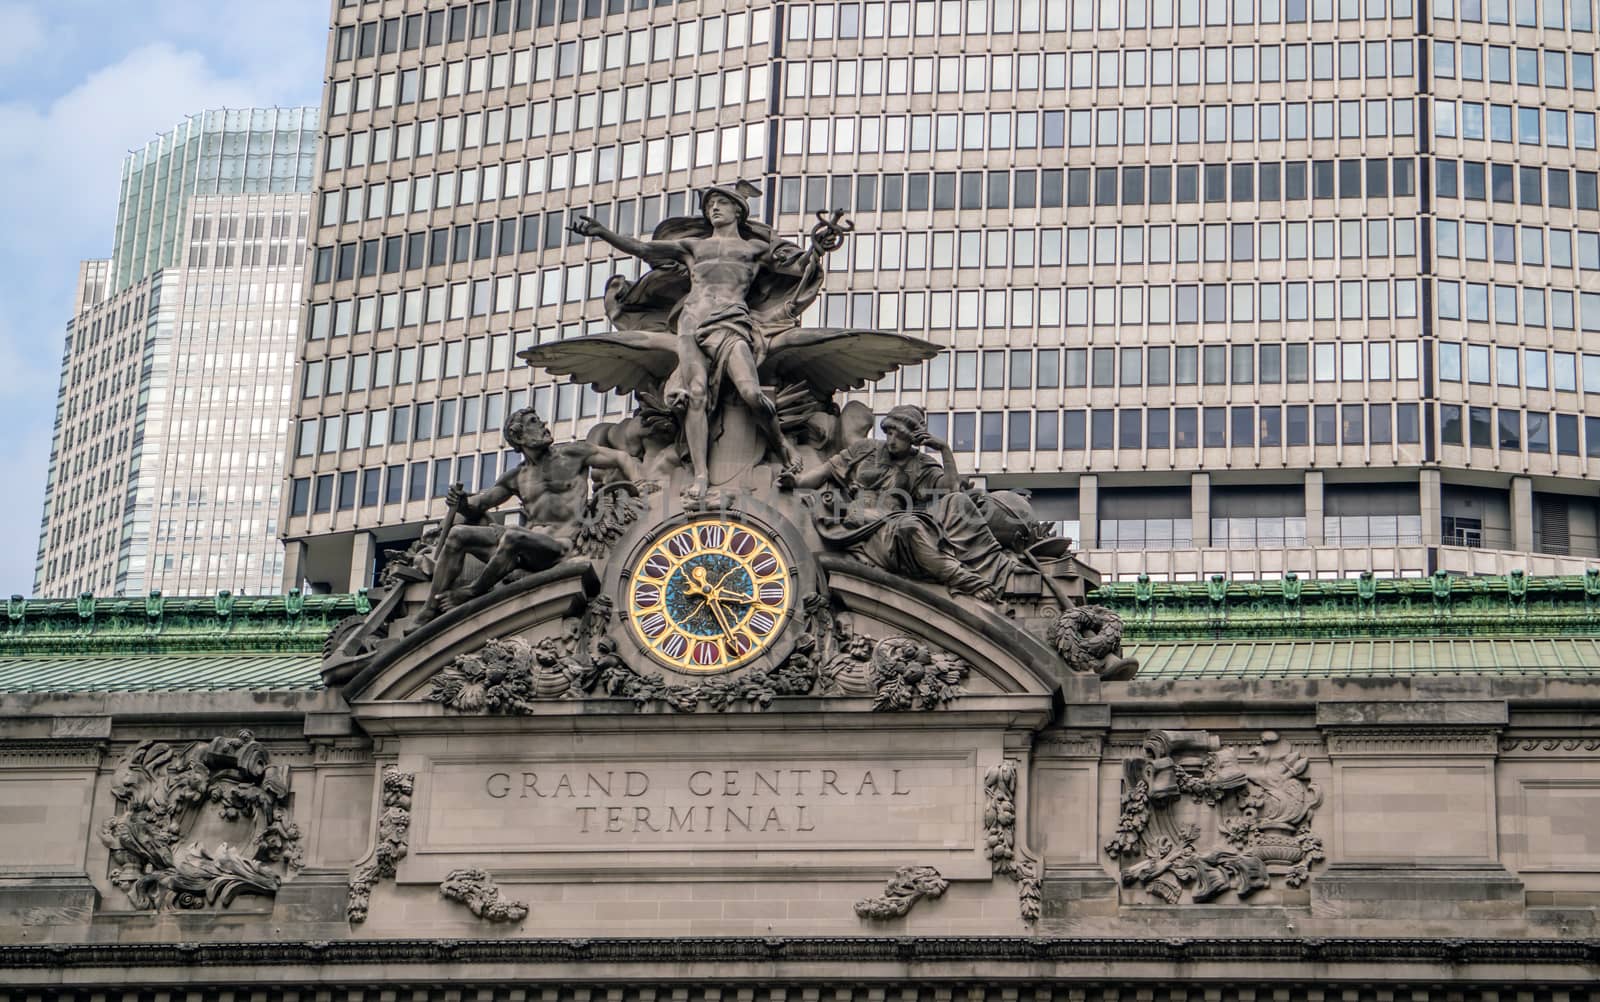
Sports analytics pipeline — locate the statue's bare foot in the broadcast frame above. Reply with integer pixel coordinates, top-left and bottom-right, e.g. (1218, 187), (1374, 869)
(436, 588), (476, 613)
(681, 475), (711, 508)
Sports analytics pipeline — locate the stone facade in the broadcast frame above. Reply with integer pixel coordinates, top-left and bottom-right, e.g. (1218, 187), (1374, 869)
(3, 581), (1599, 990)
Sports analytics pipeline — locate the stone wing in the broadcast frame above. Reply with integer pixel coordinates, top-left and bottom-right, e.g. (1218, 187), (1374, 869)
(518, 331), (679, 394)
(761, 328), (941, 397)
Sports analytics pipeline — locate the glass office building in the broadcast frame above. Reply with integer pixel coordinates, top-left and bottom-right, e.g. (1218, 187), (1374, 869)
(34, 111), (316, 598)
(284, 0), (1600, 591)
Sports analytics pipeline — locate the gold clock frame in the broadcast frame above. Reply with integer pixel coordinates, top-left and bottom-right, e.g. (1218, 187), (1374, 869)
(622, 518), (795, 674)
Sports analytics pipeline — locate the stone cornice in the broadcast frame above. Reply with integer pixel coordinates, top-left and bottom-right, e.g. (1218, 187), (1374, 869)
(0, 936), (1595, 971)
(1324, 727), (1503, 756)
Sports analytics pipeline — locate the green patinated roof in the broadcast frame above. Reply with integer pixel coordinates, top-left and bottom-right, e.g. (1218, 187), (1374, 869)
(0, 654), (323, 693)
(5, 573), (1600, 693)
(0, 591), (361, 694)
(1092, 570), (1600, 680)
(1127, 636), (1600, 681)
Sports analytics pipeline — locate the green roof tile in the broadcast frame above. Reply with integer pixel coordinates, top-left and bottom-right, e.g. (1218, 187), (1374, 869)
(0, 654), (323, 694)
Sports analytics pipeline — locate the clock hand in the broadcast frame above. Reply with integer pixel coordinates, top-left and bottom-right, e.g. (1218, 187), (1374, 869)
(704, 593), (739, 646)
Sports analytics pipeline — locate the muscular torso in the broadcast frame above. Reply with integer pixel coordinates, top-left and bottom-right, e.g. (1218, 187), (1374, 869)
(677, 235), (768, 336)
(510, 450), (590, 530)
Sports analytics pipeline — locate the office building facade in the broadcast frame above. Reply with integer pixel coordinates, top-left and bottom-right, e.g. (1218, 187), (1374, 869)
(286, 0), (1600, 592)
(34, 109), (318, 598)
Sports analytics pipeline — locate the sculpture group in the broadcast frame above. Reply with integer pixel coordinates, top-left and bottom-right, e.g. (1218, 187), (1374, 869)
(322, 181), (1136, 689)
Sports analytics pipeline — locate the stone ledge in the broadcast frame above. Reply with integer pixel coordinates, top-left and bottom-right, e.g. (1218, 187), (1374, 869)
(3, 935), (1596, 970)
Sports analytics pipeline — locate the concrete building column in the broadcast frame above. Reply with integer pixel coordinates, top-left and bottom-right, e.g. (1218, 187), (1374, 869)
(1079, 475), (1099, 549)
(1420, 470), (1442, 547)
(1191, 473), (1211, 548)
(349, 531), (376, 591)
(281, 540), (306, 594)
(1304, 471), (1325, 547)
(1510, 476), (1533, 554)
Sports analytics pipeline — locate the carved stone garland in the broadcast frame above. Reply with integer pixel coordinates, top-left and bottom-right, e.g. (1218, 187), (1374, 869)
(347, 765), (414, 923)
(440, 866), (529, 922)
(853, 865), (949, 919)
(1105, 729), (1325, 903)
(100, 730), (303, 911)
(983, 760), (1042, 921)
(428, 594), (971, 715)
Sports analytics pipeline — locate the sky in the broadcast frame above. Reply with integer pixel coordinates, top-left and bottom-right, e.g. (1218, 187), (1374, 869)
(0, 0), (327, 595)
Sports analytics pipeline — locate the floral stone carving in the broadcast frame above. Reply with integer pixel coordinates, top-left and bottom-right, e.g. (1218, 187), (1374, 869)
(1105, 729), (1324, 903)
(428, 602), (972, 715)
(347, 765), (414, 923)
(983, 760), (1041, 921)
(100, 729), (303, 910)
(853, 865), (949, 919)
(440, 866), (529, 922)
(1050, 604), (1139, 680)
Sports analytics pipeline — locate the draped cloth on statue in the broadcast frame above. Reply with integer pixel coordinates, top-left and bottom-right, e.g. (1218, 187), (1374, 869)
(810, 440), (1019, 596)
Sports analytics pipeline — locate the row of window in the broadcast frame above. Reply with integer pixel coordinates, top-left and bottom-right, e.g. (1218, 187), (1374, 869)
(1436, 220), (1600, 271)
(306, 261), (1432, 342)
(1438, 281), (1600, 331)
(784, 159), (1421, 219)
(1434, 99), (1600, 150)
(840, 218), (1425, 270)
(301, 334), (520, 398)
(335, 4), (740, 65)
(909, 342), (1425, 391)
(1434, 42), (1598, 90)
(915, 403), (1428, 452)
(1440, 406), (1599, 455)
(782, 100), (1422, 157)
(1438, 343), (1600, 393)
(1101, 516), (1428, 549)
(319, 125), (765, 232)
(328, 14), (770, 115)
(782, 42), (1418, 99)
(785, 0), (1422, 36)
(1435, 159), (1600, 210)
(1433, 0), (1597, 29)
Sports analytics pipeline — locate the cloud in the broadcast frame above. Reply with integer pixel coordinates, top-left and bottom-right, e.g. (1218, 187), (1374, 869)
(0, 3), (46, 70)
(0, 19), (324, 594)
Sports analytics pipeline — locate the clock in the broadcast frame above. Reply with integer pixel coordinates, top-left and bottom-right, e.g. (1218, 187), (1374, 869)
(624, 519), (793, 673)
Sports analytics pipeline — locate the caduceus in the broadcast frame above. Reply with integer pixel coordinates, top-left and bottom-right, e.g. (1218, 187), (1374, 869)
(786, 208), (855, 317)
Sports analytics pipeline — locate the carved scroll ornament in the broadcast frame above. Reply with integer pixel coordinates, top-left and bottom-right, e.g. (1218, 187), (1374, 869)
(100, 730), (302, 910)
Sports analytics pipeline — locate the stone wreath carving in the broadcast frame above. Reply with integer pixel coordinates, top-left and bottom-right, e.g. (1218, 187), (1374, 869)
(1050, 605), (1139, 680)
(100, 730), (302, 911)
(983, 760), (1041, 921)
(428, 596), (971, 714)
(347, 765), (414, 923)
(440, 866), (529, 922)
(853, 865), (949, 919)
(1105, 729), (1324, 903)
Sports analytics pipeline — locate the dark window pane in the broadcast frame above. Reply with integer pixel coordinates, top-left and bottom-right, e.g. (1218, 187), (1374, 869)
(1231, 406), (1254, 446)
(1118, 409), (1141, 449)
(1203, 407), (1226, 447)
(1091, 409), (1114, 449)
(1441, 404), (1463, 445)
(1314, 404), (1338, 445)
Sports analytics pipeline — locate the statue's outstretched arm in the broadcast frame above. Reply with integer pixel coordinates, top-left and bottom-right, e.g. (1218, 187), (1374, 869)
(570, 214), (688, 265)
(561, 441), (646, 485)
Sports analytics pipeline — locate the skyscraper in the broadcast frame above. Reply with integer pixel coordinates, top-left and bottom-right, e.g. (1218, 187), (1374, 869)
(34, 108), (318, 598)
(285, 0), (1600, 592)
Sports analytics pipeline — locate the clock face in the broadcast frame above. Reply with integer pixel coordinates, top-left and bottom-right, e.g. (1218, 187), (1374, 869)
(624, 519), (792, 673)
